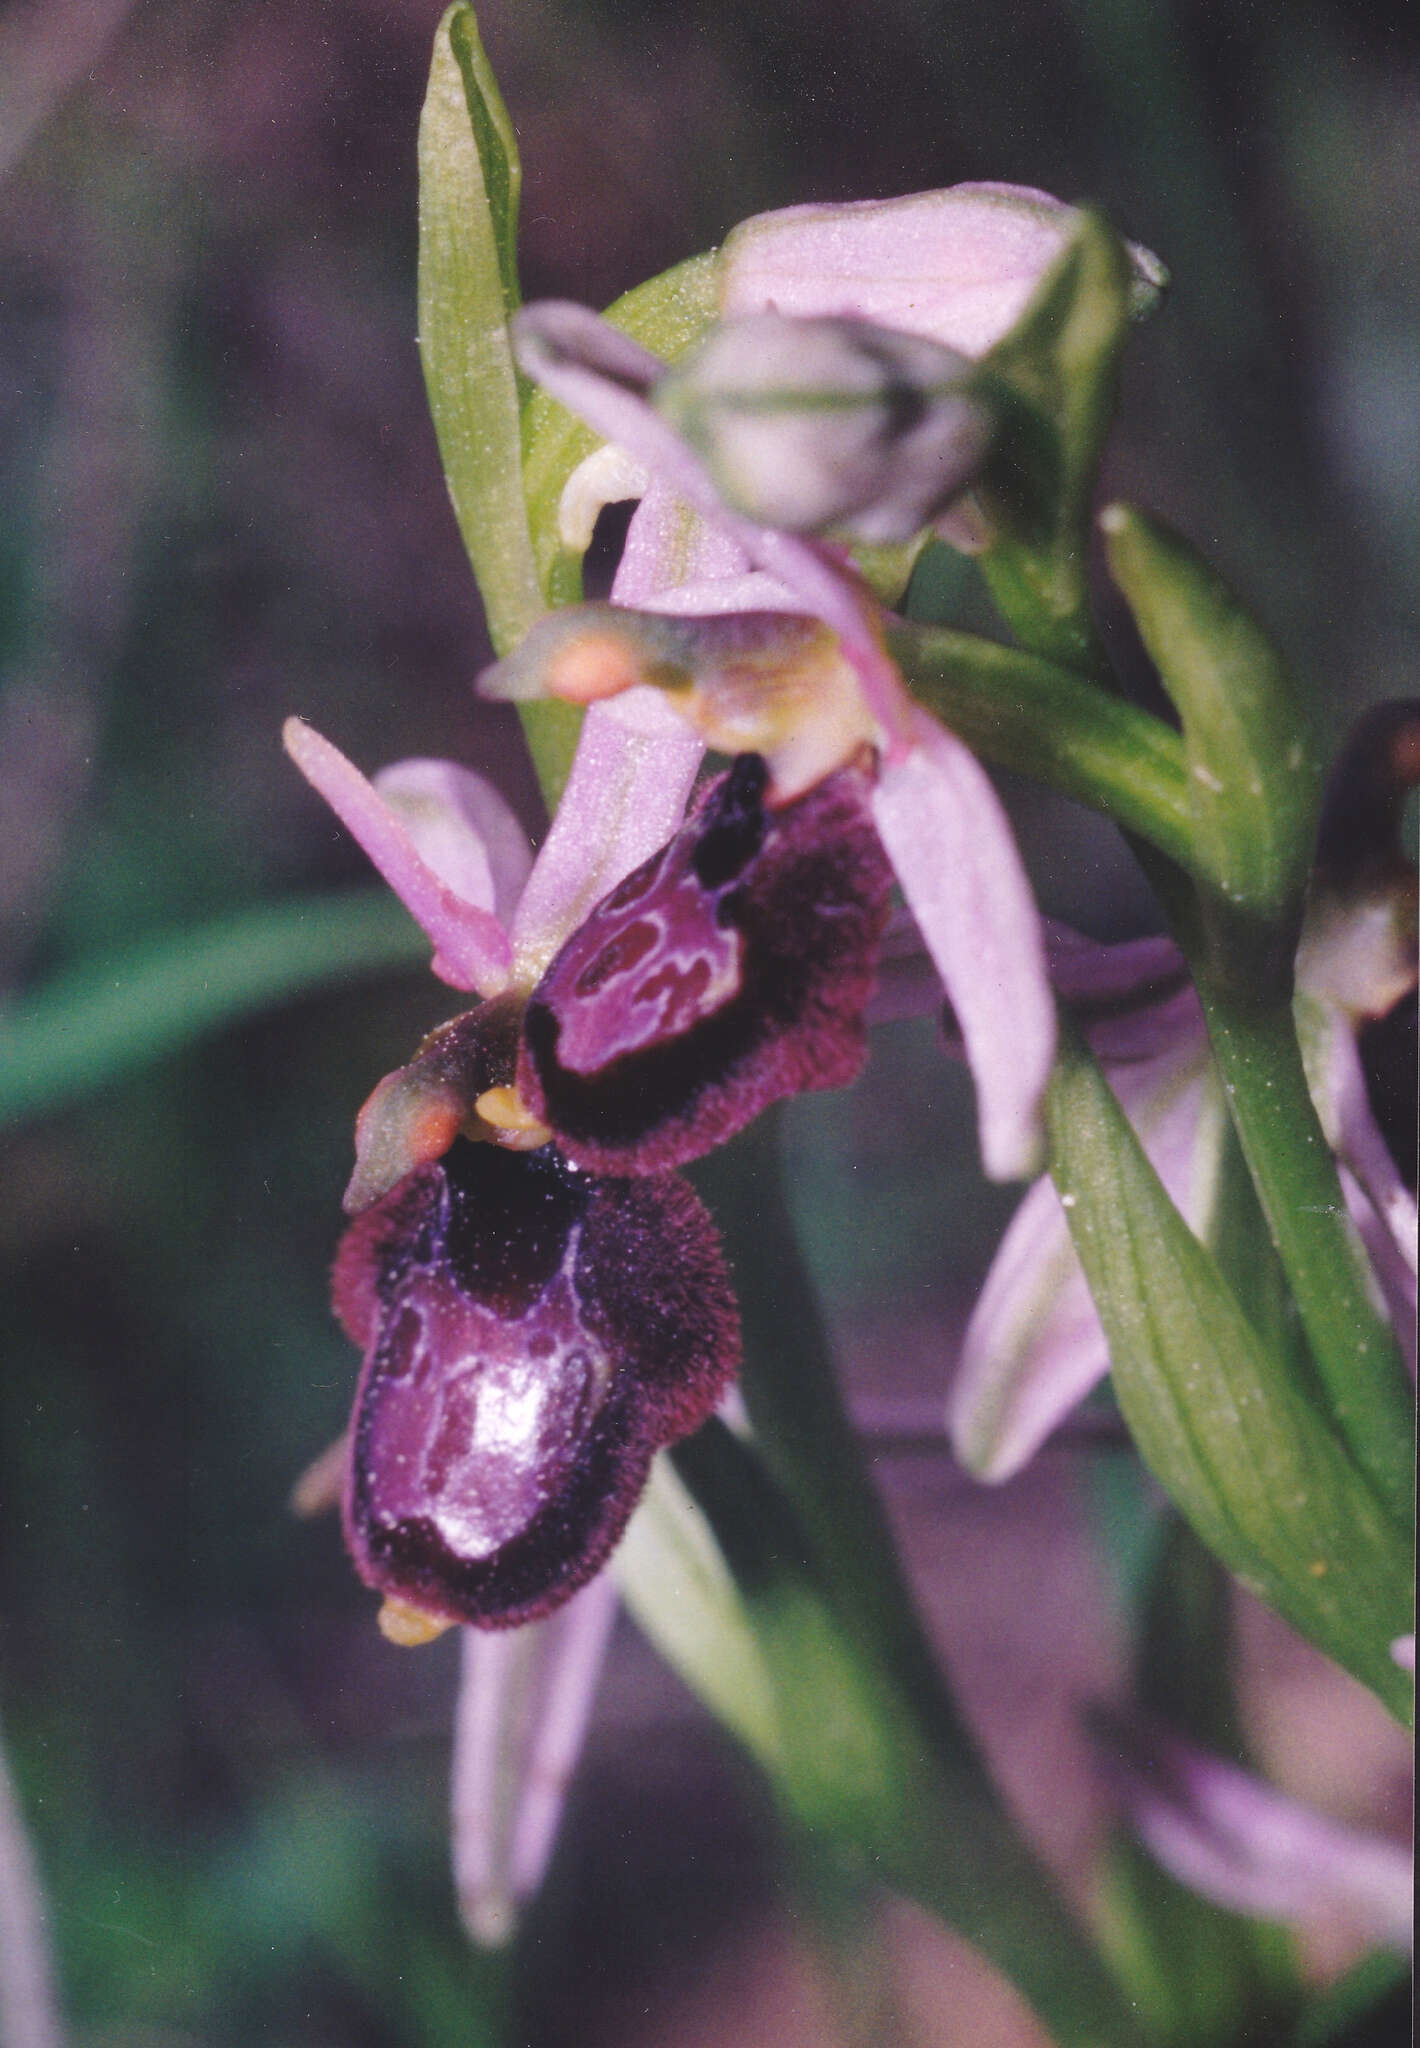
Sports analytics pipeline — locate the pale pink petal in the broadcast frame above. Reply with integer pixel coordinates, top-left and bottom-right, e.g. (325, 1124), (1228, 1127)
(951, 1058), (1218, 1477)
(1042, 922), (1187, 1006)
(609, 478), (752, 605)
(872, 707), (1054, 1180)
(1392, 1635), (1415, 1674)
(613, 478), (805, 617)
(637, 571), (807, 617)
(1041, 922), (1202, 1064)
(1104, 1726), (1413, 1952)
(450, 1573), (620, 1947)
(949, 1170), (1112, 1478)
(509, 691), (703, 985)
(721, 183), (1165, 355)
(282, 718), (512, 994)
(372, 758), (532, 927)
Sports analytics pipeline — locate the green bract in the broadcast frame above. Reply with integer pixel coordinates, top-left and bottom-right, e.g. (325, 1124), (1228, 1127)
(1047, 1018), (1413, 1726)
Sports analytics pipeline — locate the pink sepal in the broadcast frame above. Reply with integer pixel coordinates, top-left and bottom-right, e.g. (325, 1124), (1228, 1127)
(451, 1574), (619, 1945)
(283, 718), (513, 994)
(872, 707), (1054, 1181)
(720, 182), (1165, 355)
(1102, 1723), (1413, 1952)
(950, 1058), (1215, 1478)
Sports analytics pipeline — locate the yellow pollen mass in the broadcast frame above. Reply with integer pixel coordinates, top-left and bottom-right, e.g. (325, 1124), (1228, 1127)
(378, 1597), (454, 1647)
(475, 1085), (554, 1151)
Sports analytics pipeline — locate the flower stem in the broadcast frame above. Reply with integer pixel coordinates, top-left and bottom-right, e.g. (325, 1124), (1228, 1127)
(692, 1119), (1152, 2048)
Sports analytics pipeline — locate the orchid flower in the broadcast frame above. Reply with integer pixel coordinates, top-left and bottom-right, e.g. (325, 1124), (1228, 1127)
(496, 413), (1040, 1173)
(484, 182), (1171, 1183)
(1095, 1717), (1413, 1954)
(949, 709), (1420, 1481)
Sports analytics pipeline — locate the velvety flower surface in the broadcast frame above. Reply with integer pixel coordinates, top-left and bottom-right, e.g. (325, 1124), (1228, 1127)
(518, 752), (893, 1173)
(333, 1137), (739, 1630)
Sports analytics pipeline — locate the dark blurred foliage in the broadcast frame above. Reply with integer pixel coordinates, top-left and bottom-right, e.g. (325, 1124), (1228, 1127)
(0, 1), (1414, 2042)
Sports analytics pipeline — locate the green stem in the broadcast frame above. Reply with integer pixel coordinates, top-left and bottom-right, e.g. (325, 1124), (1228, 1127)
(1194, 984), (1414, 1527)
(692, 1121), (1150, 2048)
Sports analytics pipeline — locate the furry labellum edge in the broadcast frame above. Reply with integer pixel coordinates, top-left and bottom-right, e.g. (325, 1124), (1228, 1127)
(332, 1137), (740, 1629)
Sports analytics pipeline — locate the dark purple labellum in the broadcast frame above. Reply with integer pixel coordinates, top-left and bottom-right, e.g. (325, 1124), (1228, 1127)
(332, 1138), (739, 1629)
(516, 754), (893, 1173)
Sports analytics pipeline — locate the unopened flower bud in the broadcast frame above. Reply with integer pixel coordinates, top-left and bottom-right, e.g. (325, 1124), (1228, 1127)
(654, 312), (994, 544)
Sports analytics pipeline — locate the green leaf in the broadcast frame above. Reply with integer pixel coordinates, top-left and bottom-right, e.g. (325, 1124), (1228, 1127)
(520, 251), (721, 607)
(887, 617), (1198, 873)
(418, 4), (543, 656)
(0, 890), (427, 1131)
(653, 1422), (1150, 2048)
(1047, 1016), (1414, 1723)
(674, 1124), (1149, 2047)
(1101, 505), (1322, 984)
(1195, 984), (1415, 1531)
(970, 212), (1144, 672)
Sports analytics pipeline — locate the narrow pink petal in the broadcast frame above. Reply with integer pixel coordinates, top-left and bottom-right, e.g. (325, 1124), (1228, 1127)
(507, 1572), (620, 1899)
(1043, 922), (1188, 1005)
(450, 1626), (522, 1946)
(872, 708), (1054, 1180)
(949, 1171), (1112, 1479)
(450, 1575), (619, 1946)
(283, 719), (512, 994)
(372, 758), (533, 927)
(1041, 921), (1203, 1064)
(951, 1056), (1217, 1477)
(509, 691), (703, 985)
(1112, 1731), (1414, 1951)
(514, 304), (913, 741)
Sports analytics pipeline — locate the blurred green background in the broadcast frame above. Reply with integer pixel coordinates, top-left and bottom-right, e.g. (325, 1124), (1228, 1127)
(0, 1), (1414, 2041)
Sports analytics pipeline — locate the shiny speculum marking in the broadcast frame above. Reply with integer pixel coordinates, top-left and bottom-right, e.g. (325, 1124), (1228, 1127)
(518, 754), (892, 1174)
(334, 1139), (739, 1628)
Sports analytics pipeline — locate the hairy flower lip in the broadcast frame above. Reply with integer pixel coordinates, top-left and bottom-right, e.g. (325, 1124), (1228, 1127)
(335, 1139), (740, 1632)
(515, 753), (894, 1175)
